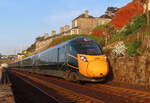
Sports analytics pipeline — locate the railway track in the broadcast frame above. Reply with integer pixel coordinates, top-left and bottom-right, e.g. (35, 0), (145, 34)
(9, 70), (150, 103)
(9, 70), (104, 103)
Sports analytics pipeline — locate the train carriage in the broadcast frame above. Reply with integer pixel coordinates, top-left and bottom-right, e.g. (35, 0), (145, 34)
(9, 37), (109, 82)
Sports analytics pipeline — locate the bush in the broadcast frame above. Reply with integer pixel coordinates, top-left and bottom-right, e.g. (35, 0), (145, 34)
(127, 39), (141, 56)
(26, 43), (36, 52)
(124, 14), (147, 36)
(24, 52), (29, 57)
(112, 41), (127, 57)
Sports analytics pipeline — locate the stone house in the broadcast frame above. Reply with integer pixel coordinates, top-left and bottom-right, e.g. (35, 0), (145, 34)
(71, 10), (112, 35)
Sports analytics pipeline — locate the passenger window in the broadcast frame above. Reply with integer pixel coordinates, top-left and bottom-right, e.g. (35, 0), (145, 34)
(70, 46), (72, 51)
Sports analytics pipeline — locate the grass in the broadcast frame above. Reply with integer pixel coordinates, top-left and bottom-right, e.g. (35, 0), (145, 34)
(49, 34), (105, 48)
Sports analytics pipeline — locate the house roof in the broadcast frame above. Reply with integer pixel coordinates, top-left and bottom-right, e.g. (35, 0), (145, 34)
(73, 13), (94, 21)
(100, 14), (112, 19)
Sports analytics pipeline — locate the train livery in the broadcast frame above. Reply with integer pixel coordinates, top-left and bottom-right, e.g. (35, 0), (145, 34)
(9, 37), (109, 82)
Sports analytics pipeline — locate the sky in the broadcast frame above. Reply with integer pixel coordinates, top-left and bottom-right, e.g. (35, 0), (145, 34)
(0, 0), (132, 55)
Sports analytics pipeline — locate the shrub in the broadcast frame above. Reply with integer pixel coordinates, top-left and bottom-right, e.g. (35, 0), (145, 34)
(26, 43), (36, 52)
(49, 34), (105, 48)
(123, 14), (147, 36)
(112, 41), (127, 57)
(143, 32), (150, 36)
(24, 52), (29, 57)
(127, 39), (141, 56)
(36, 36), (44, 41)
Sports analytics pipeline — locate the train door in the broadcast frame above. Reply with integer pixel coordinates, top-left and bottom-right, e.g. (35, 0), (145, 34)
(58, 45), (66, 69)
(33, 54), (39, 68)
(57, 48), (60, 68)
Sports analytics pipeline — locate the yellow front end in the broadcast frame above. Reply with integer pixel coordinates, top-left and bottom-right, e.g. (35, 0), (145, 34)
(77, 54), (109, 78)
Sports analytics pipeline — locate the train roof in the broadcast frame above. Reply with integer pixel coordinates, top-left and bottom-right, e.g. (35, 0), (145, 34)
(69, 37), (94, 44)
(14, 37), (95, 63)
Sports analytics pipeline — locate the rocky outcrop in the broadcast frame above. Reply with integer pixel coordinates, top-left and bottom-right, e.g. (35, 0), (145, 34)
(108, 53), (150, 86)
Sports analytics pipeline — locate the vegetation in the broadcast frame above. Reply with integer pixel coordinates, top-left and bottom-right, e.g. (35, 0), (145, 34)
(49, 34), (105, 48)
(104, 13), (150, 44)
(24, 51), (30, 57)
(112, 41), (127, 57)
(123, 14), (147, 36)
(26, 43), (36, 52)
(36, 36), (45, 41)
(127, 39), (141, 56)
(143, 32), (150, 36)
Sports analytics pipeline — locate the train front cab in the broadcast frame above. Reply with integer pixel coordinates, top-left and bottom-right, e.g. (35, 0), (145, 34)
(77, 54), (109, 81)
(69, 37), (109, 82)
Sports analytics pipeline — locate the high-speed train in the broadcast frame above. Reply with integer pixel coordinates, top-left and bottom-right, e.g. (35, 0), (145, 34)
(9, 37), (109, 82)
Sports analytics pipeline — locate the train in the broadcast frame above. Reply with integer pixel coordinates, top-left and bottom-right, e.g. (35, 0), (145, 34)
(9, 37), (109, 82)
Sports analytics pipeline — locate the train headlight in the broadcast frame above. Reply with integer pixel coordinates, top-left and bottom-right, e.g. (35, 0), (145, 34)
(80, 56), (88, 62)
(104, 56), (107, 59)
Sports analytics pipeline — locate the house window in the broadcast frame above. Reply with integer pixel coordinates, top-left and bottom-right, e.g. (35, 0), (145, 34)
(98, 20), (104, 25)
(75, 20), (78, 27)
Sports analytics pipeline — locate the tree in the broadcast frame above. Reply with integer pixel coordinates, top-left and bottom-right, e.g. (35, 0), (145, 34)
(100, 7), (119, 18)
(105, 7), (119, 16)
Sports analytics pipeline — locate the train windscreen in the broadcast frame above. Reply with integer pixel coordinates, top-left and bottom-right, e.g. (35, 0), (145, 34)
(72, 41), (103, 55)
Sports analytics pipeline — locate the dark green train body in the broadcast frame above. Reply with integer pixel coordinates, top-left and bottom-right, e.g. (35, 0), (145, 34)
(9, 37), (109, 82)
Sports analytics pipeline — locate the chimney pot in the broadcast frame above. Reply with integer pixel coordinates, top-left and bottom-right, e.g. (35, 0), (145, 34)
(85, 10), (89, 18)
(51, 30), (56, 36)
(60, 27), (64, 33)
(43, 33), (49, 39)
(64, 25), (70, 31)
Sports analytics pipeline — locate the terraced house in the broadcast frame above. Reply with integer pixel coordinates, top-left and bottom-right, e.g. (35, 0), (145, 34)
(71, 10), (112, 35)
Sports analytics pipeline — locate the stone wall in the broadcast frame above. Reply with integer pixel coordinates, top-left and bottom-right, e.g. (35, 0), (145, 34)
(108, 53), (150, 86)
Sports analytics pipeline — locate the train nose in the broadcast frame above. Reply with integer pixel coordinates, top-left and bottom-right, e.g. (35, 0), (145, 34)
(87, 60), (109, 78)
(78, 54), (109, 78)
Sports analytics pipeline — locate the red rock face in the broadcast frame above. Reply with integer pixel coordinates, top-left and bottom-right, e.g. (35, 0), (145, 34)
(112, 1), (143, 29)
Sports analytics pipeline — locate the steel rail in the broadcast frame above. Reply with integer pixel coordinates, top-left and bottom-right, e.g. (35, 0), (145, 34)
(12, 70), (105, 103)
(14, 72), (62, 103)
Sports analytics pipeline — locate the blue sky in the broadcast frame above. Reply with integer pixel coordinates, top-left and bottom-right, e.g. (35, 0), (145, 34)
(0, 0), (132, 55)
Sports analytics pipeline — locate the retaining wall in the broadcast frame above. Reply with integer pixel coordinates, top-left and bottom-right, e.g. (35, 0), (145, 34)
(108, 53), (150, 86)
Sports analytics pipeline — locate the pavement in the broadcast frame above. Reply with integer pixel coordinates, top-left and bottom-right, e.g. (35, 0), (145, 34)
(0, 84), (15, 103)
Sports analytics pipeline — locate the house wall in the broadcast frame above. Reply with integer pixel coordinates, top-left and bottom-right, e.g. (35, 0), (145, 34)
(72, 18), (111, 35)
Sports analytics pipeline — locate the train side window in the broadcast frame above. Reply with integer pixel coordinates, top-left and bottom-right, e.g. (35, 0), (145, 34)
(69, 46), (77, 57)
(69, 46), (72, 51)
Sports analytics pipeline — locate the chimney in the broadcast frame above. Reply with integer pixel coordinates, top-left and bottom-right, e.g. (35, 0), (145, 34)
(43, 33), (49, 39)
(64, 25), (70, 32)
(85, 10), (89, 18)
(51, 30), (56, 36)
(60, 27), (64, 33)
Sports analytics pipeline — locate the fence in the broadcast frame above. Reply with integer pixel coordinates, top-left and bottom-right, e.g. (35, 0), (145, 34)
(137, 33), (150, 49)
